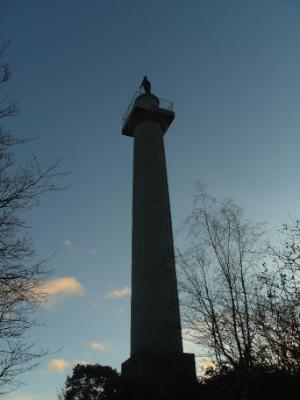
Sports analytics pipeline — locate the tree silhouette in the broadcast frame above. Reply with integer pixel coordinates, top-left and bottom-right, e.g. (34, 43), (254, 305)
(178, 183), (265, 377)
(0, 41), (65, 394)
(255, 219), (300, 372)
(59, 364), (121, 400)
(178, 183), (300, 398)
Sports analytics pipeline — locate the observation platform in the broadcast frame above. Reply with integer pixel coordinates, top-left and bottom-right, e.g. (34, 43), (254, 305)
(122, 91), (175, 137)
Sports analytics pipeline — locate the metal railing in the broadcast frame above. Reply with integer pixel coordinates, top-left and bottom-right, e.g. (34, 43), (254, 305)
(122, 90), (174, 123)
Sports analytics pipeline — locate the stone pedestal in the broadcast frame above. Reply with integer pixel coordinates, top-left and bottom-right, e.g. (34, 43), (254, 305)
(122, 351), (196, 386)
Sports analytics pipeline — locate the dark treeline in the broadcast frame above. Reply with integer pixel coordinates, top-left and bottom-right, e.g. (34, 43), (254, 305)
(58, 362), (300, 400)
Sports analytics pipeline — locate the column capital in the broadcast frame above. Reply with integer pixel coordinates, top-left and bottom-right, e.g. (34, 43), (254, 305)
(122, 93), (175, 137)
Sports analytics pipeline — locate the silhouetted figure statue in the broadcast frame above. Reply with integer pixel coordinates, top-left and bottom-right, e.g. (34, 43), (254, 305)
(139, 76), (151, 94)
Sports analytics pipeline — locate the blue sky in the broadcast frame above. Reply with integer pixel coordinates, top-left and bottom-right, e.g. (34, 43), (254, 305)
(1, 1), (300, 398)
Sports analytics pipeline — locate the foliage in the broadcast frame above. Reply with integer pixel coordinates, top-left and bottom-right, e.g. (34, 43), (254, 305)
(58, 363), (204, 400)
(59, 362), (300, 400)
(199, 366), (300, 400)
(59, 364), (122, 400)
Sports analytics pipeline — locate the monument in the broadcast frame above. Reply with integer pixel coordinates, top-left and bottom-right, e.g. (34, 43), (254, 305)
(121, 78), (196, 386)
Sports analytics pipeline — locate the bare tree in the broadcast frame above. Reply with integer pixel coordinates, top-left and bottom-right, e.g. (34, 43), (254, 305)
(177, 184), (265, 376)
(0, 42), (64, 394)
(255, 220), (300, 373)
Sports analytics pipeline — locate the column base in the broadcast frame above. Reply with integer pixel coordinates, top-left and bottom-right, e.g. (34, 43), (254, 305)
(121, 351), (196, 386)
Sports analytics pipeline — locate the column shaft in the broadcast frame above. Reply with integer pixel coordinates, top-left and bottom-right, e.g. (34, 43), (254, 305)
(130, 119), (183, 356)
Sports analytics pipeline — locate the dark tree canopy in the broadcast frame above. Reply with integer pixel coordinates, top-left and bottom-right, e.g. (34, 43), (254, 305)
(58, 363), (202, 400)
(60, 364), (121, 400)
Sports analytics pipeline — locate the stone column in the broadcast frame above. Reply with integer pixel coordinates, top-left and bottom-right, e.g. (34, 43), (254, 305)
(131, 118), (183, 355)
(121, 93), (195, 386)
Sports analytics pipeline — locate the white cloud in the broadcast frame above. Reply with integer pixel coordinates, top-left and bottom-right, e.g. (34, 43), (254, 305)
(104, 286), (131, 299)
(47, 358), (88, 374)
(199, 361), (216, 374)
(63, 239), (73, 249)
(89, 341), (111, 352)
(36, 277), (84, 308)
(48, 358), (71, 373)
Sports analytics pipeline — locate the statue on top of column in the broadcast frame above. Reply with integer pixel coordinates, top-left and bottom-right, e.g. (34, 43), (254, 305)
(139, 76), (151, 94)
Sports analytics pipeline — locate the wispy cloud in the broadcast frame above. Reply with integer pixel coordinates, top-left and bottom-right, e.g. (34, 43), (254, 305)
(37, 277), (84, 308)
(47, 358), (87, 374)
(63, 239), (73, 250)
(104, 286), (131, 299)
(48, 358), (71, 373)
(89, 342), (111, 352)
